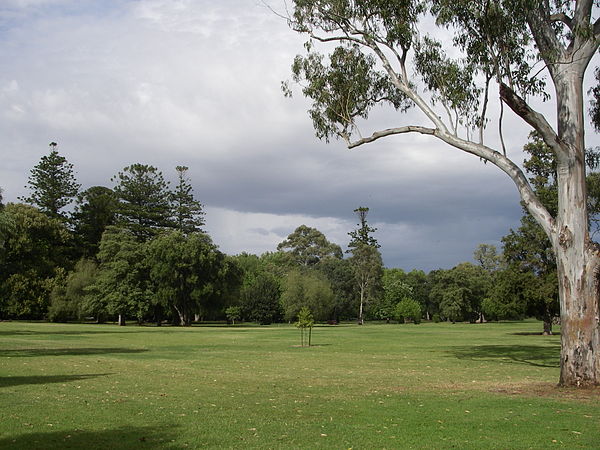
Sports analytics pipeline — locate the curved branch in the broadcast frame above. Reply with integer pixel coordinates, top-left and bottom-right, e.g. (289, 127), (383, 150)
(347, 126), (434, 148)
(347, 125), (556, 239)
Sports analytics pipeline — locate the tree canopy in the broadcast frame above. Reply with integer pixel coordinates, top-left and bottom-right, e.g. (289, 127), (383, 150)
(277, 224), (343, 266)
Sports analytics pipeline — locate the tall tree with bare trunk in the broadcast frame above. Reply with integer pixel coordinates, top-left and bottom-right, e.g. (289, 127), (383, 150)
(284, 0), (600, 386)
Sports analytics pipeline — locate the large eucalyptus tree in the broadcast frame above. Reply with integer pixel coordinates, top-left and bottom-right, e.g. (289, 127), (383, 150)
(285, 1), (600, 386)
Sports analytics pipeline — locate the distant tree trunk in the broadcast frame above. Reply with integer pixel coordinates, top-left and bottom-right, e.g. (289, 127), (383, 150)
(308, 326), (312, 347)
(118, 314), (126, 326)
(173, 306), (186, 326)
(358, 283), (365, 325)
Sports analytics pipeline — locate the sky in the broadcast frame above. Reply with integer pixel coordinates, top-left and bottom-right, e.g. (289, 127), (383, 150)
(1, 0), (598, 271)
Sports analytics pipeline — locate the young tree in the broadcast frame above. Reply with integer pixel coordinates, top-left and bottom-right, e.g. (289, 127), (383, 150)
(112, 164), (173, 241)
(277, 224), (343, 266)
(296, 306), (315, 347)
(347, 206), (383, 324)
(20, 143), (80, 221)
(171, 166), (205, 234)
(286, 1), (600, 386)
(225, 306), (242, 325)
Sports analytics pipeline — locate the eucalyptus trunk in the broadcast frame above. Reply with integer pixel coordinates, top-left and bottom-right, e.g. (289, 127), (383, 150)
(551, 65), (600, 386)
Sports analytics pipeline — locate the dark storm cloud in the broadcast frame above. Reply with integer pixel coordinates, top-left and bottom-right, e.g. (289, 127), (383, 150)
(0, 0), (577, 271)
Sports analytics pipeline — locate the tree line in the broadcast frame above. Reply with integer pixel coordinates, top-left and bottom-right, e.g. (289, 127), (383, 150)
(1, 133), (598, 329)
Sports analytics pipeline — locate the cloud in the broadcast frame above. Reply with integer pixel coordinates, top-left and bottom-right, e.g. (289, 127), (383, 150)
(2, 0), (593, 271)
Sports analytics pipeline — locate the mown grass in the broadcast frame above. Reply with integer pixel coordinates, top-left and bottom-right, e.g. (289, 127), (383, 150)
(1, 320), (599, 449)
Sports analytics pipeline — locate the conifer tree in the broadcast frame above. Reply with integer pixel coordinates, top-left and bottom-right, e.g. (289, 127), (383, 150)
(111, 164), (172, 241)
(171, 166), (205, 234)
(20, 142), (80, 221)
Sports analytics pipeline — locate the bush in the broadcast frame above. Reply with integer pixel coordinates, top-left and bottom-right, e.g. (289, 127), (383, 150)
(394, 297), (422, 324)
(432, 313), (441, 323)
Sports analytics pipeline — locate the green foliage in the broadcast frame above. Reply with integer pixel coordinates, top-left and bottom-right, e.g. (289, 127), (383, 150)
(483, 267), (529, 321)
(19, 144), (80, 221)
(48, 258), (98, 322)
(225, 306), (242, 325)
(72, 186), (118, 257)
(239, 271), (282, 325)
(473, 244), (504, 273)
(88, 227), (150, 324)
(429, 262), (490, 323)
(413, 35), (481, 128)
(371, 268), (413, 321)
(112, 164), (173, 241)
(289, 43), (410, 142)
(394, 297), (422, 324)
(295, 305), (315, 346)
(146, 231), (229, 326)
(280, 269), (335, 322)
(277, 224), (342, 266)
(347, 206), (380, 249)
(347, 206), (383, 323)
(316, 256), (357, 321)
(0, 203), (72, 319)
(172, 166), (205, 234)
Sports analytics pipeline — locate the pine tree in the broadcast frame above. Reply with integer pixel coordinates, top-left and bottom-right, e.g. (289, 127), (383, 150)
(111, 164), (172, 241)
(20, 142), (80, 221)
(171, 166), (205, 234)
(346, 206), (383, 325)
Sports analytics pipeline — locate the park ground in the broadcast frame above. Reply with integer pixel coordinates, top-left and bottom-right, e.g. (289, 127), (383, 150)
(1, 320), (599, 449)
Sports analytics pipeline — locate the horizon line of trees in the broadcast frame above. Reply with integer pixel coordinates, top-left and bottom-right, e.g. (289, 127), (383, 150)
(2, 136), (590, 331)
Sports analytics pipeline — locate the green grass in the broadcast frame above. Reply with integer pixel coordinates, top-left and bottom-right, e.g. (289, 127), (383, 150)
(1, 320), (599, 449)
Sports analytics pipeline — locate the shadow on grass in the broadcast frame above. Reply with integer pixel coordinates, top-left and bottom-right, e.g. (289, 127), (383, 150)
(512, 332), (561, 336)
(0, 425), (184, 450)
(0, 347), (149, 358)
(0, 373), (112, 389)
(448, 344), (560, 368)
(0, 329), (158, 336)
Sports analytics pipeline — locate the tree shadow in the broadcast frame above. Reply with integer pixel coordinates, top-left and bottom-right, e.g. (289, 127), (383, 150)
(512, 332), (561, 336)
(0, 348), (149, 358)
(0, 329), (154, 336)
(448, 344), (560, 368)
(0, 373), (113, 389)
(0, 425), (185, 450)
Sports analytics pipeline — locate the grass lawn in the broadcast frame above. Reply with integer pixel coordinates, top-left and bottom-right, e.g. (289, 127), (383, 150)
(1, 320), (599, 449)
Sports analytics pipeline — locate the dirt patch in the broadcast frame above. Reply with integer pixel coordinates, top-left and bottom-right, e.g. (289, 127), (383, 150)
(488, 382), (600, 402)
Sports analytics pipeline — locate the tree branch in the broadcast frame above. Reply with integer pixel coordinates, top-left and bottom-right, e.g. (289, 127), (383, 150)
(550, 12), (573, 31)
(346, 126), (435, 148)
(499, 82), (563, 155)
(526, 6), (565, 73)
(346, 123), (556, 239)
